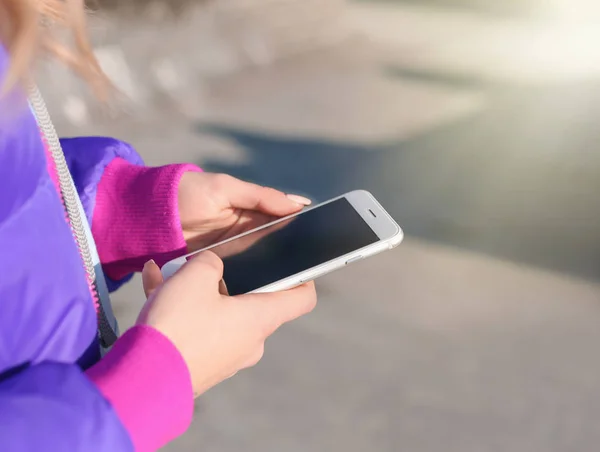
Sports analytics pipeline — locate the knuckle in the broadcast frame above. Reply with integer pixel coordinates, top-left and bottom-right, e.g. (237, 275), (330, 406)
(305, 292), (318, 313)
(260, 320), (278, 337)
(261, 186), (283, 199)
(292, 283), (317, 315)
(254, 308), (280, 337)
(186, 251), (224, 277)
(250, 344), (265, 366)
(259, 185), (275, 195)
(202, 250), (224, 272)
(305, 283), (318, 311)
(212, 173), (234, 190)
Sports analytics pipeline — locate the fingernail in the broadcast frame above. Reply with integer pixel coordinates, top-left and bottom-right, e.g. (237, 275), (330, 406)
(144, 259), (156, 268)
(286, 194), (312, 206)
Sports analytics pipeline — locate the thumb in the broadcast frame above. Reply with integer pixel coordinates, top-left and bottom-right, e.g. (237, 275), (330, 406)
(174, 250), (225, 286)
(142, 260), (163, 298)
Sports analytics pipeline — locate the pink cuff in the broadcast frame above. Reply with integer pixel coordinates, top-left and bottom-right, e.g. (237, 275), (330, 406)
(86, 325), (194, 452)
(92, 158), (202, 280)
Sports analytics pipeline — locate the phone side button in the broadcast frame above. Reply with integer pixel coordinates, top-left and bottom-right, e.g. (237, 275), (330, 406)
(345, 255), (363, 265)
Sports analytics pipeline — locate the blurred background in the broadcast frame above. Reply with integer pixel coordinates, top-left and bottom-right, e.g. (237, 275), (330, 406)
(47, 0), (600, 450)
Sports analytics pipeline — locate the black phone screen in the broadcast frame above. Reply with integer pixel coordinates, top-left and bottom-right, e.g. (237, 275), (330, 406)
(209, 198), (379, 295)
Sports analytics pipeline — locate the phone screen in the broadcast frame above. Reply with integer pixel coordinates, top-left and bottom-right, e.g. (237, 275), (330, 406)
(208, 198), (379, 295)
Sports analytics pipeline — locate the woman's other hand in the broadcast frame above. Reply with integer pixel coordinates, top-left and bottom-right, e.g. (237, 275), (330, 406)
(178, 173), (311, 252)
(139, 253), (317, 397)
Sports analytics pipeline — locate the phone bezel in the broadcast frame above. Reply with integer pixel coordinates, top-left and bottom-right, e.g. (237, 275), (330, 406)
(161, 190), (403, 292)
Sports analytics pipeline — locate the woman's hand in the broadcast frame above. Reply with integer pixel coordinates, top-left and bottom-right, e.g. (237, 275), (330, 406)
(140, 255), (317, 397)
(178, 173), (311, 252)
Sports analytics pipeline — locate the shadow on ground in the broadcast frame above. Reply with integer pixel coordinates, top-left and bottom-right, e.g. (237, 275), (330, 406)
(196, 69), (600, 283)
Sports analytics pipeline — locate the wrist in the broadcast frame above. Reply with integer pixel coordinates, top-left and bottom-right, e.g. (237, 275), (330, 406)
(86, 325), (194, 451)
(93, 158), (202, 278)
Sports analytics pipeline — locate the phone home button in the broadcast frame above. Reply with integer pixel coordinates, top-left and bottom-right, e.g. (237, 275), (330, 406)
(345, 255), (363, 265)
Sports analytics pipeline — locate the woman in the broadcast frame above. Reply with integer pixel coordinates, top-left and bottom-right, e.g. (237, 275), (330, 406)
(0, 1), (316, 451)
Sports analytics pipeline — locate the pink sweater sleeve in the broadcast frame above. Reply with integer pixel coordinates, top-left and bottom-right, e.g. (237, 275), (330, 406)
(86, 325), (194, 452)
(92, 158), (202, 281)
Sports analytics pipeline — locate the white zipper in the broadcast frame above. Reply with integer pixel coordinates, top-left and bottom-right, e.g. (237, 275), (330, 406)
(28, 85), (118, 348)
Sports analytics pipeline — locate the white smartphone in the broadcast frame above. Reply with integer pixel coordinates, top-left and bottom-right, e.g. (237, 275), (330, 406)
(162, 190), (403, 295)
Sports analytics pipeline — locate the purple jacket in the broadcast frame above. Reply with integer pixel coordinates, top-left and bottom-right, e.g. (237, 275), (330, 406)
(0, 47), (195, 451)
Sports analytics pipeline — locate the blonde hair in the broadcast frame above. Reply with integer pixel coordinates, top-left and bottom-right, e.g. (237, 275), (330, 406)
(0, 0), (109, 96)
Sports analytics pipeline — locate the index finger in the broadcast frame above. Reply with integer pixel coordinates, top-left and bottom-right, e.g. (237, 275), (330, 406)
(214, 174), (308, 217)
(238, 282), (317, 334)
